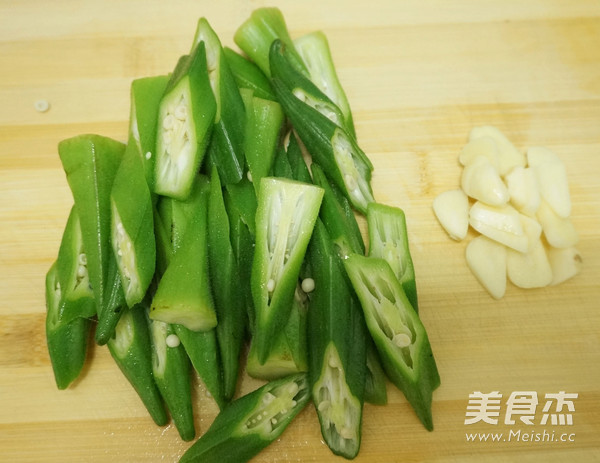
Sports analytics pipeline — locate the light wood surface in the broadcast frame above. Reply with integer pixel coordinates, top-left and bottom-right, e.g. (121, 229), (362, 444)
(1, 1), (599, 461)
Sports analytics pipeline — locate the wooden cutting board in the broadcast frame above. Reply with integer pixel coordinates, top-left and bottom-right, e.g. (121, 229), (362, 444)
(1, 1), (599, 461)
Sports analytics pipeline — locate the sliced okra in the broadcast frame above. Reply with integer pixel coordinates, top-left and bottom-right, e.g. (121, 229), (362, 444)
(223, 47), (276, 101)
(155, 43), (216, 199)
(223, 174), (258, 236)
(148, 316), (195, 441)
(286, 132), (313, 184)
(150, 176), (217, 331)
(367, 202), (419, 312)
(234, 7), (307, 78)
(126, 75), (170, 191)
(179, 373), (310, 463)
(294, 31), (356, 138)
(54, 206), (95, 324)
(207, 166), (246, 400)
(251, 177), (323, 364)
(45, 262), (91, 390)
(111, 143), (156, 308)
(107, 304), (168, 426)
(307, 220), (367, 459)
(95, 250), (126, 345)
(271, 144), (294, 180)
(364, 341), (388, 406)
(269, 40), (374, 214)
(343, 254), (440, 431)
(58, 134), (125, 316)
(192, 18), (246, 185)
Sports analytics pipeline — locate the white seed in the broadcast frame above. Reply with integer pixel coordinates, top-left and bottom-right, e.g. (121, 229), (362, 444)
(301, 278), (315, 293)
(339, 426), (354, 440)
(145, 151), (152, 160)
(392, 333), (412, 348)
(117, 249), (123, 257)
(344, 173), (357, 192)
(271, 418), (278, 425)
(266, 279), (276, 293)
(77, 265), (87, 278)
(162, 114), (175, 130)
(318, 400), (331, 412)
(34, 99), (50, 113)
(256, 414), (262, 421)
(174, 104), (187, 121)
(291, 400), (297, 407)
(78, 253), (87, 266)
(247, 170), (253, 182)
(166, 334), (180, 348)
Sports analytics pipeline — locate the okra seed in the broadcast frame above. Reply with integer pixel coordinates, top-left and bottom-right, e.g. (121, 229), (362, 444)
(340, 426), (354, 440)
(392, 333), (411, 348)
(291, 400), (297, 407)
(34, 99), (50, 113)
(78, 253), (87, 266)
(267, 279), (276, 293)
(77, 265), (86, 278)
(318, 400), (330, 412)
(247, 171), (253, 182)
(163, 114), (175, 130)
(117, 249), (123, 257)
(174, 104), (187, 120)
(271, 418), (278, 425)
(145, 151), (152, 160)
(166, 334), (180, 348)
(301, 278), (315, 293)
(344, 174), (357, 191)
(256, 414), (262, 421)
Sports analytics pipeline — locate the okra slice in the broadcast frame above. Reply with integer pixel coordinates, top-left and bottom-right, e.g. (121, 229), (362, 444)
(234, 7), (307, 78)
(308, 221), (367, 459)
(286, 132), (313, 184)
(271, 144), (294, 179)
(247, 282), (308, 380)
(126, 75), (170, 190)
(45, 262), (91, 390)
(54, 206), (95, 324)
(58, 134), (125, 315)
(111, 143), (156, 307)
(294, 31), (356, 138)
(155, 43), (216, 199)
(311, 163), (365, 259)
(364, 341), (388, 406)
(270, 41), (374, 214)
(251, 177), (323, 364)
(343, 254), (440, 431)
(107, 305), (168, 426)
(179, 374), (310, 463)
(192, 18), (246, 185)
(242, 90), (285, 194)
(223, 174), (258, 236)
(207, 166), (246, 400)
(150, 177), (217, 331)
(149, 317), (195, 441)
(95, 251), (126, 345)
(367, 202), (419, 312)
(223, 47), (276, 101)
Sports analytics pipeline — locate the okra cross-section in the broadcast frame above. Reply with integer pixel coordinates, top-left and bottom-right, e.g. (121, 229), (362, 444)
(343, 254), (440, 431)
(155, 42), (216, 200)
(179, 374), (310, 463)
(251, 178), (323, 364)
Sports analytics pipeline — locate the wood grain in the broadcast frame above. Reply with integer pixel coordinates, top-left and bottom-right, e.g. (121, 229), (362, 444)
(1, 1), (599, 461)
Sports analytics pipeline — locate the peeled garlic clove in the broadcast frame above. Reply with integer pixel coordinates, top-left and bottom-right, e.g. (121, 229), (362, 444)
(469, 125), (526, 177)
(459, 136), (500, 169)
(527, 146), (571, 218)
(506, 238), (553, 288)
(465, 235), (507, 299)
(505, 166), (541, 216)
(469, 201), (529, 252)
(520, 213), (542, 252)
(537, 200), (578, 248)
(461, 156), (509, 206)
(547, 246), (582, 285)
(432, 189), (469, 241)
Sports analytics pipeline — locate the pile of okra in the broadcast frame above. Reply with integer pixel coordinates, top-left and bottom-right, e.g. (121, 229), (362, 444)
(45, 8), (440, 461)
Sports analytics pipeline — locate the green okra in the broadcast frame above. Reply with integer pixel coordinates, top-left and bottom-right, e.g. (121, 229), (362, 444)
(364, 341), (388, 406)
(111, 143), (156, 307)
(150, 176), (217, 331)
(234, 7), (307, 78)
(251, 177), (323, 364)
(223, 175), (258, 236)
(126, 75), (170, 191)
(45, 262), (91, 390)
(269, 40), (374, 214)
(58, 134), (125, 316)
(294, 31), (356, 138)
(54, 206), (95, 324)
(223, 47), (276, 101)
(179, 374), (310, 463)
(241, 90), (285, 194)
(94, 248), (126, 345)
(149, 316), (195, 441)
(173, 324), (225, 410)
(343, 254), (440, 431)
(246, 282), (308, 380)
(307, 220), (367, 459)
(271, 144), (294, 180)
(107, 304), (168, 426)
(192, 18), (246, 185)
(155, 43), (216, 200)
(286, 133), (312, 184)
(207, 166), (246, 401)
(367, 202), (419, 312)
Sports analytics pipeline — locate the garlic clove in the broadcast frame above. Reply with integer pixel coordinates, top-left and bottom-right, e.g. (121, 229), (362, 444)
(460, 156), (509, 206)
(459, 136), (500, 169)
(527, 146), (571, 218)
(465, 235), (507, 299)
(505, 166), (541, 216)
(506, 237), (553, 289)
(520, 213), (542, 252)
(469, 125), (526, 177)
(469, 201), (529, 252)
(432, 189), (469, 241)
(537, 200), (578, 248)
(547, 246), (582, 286)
